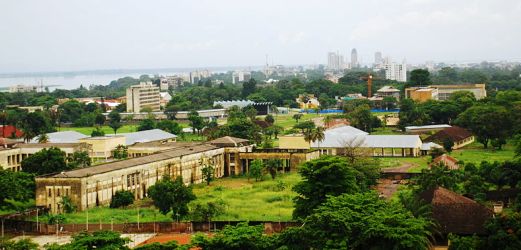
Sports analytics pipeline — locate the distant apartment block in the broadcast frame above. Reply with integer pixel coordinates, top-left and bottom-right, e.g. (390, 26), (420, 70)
(190, 70), (211, 84)
(232, 71), (252, 84)
(327, 52), (345, 71)
(159, 76), (186, 91)
(126, 82), (160, 113)
(405, 84), (486, 102)
(9, 84), (40, 93)
(383, 60), (407, 82)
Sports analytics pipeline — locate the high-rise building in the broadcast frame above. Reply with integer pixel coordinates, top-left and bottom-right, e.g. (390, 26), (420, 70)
(232, 71), (252, 84)
(374, 51), (383, 65)
(351, 48), (358, 68)
(327, 52), (345, 71)
(189, 70), (211, 84)
(126, 82), (161, 113)
(383, 58), (407, 82)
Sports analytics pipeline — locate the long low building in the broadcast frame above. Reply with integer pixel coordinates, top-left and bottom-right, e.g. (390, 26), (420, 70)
(279, 125), (424, 157)
(35, 137), (254, 213)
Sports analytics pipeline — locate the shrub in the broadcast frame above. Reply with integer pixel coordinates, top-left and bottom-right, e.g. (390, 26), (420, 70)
(110, 190), (134, 208)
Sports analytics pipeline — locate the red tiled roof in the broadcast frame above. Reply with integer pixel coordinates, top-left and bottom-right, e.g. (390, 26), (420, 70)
(0, 125), (23, 138)
(431, 154), (460, 170)
(425, 126), (473, 143)
(420, 187), (493, 235)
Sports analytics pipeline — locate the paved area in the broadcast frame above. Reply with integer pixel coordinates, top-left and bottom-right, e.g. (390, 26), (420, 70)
(11, 233), (156, 249)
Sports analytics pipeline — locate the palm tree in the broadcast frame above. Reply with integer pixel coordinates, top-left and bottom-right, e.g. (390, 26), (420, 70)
(38, 133), (49, 143)
(293, 113), (303, 123)
(313, 127), (325, 154)
(323, 115), (333, 128)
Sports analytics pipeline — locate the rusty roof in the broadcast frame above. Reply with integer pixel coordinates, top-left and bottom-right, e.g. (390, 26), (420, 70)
(208, 136), (249, 147)
(420, 187), (492, 235)
(425, 126), (473, 143)
(43, 143), (219, 178)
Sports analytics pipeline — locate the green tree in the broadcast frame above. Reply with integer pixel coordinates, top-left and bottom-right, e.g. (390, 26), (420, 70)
(443, 138), (454, 153)
(94, 112), (106, 126)
(156, 120), (182, 135)
(192, 222), (273, 250)
(0, 238), (39, 250)
(138, 118), (156, 131)
(190, 200), (225, 222)
(264, 114), (275, 124)
(414, 164), (462, 194)
(410, 69), (431, 86)
(60, 196), (76, 213)
(293, 156), (361, 219)
(292, 113), (303, 123)
(108, 110), (122, 135)
(113, 144), (128, 159)
(349, 104), (373, 132)
(45, 231), (130, 250)
(67, 151), (91, 168)
(188, 110), (205, 134)
(264, 159), (279, 180)
(298, 192), (433, 249)
(90, 127), (105, 137)
(110, 190), (134, 208)
(147, 176), (196, 219)
(0, 169), (35, 208)
(201, 164), (215, 186)
(21, 147), (70, 175)
(455, 104), (513, 148)
(133, 241), (181, 250)
(249, 159), (263, 181)
(242, 78), (257, 98)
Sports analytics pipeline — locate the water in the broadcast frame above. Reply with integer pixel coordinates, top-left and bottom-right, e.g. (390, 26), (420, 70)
(0, 66), (257, 90)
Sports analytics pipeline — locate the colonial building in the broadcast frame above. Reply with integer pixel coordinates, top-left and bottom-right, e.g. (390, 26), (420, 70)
(35, 138), (254, 213)
(425, 126), (474, 150)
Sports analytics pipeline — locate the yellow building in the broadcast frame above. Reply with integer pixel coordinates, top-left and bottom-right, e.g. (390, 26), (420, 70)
(79, 136), (126, 161)
(278, 135), (310, 149)
(296, 94), (320, 109)
(405, 87), (438, 102)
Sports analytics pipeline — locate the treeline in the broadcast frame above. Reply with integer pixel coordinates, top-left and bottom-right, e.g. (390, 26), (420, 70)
(399, 90), (521, 149)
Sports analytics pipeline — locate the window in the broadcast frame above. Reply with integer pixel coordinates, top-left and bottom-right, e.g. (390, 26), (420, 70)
(48, 189), (52, 197)
(57, 189), (60, 197)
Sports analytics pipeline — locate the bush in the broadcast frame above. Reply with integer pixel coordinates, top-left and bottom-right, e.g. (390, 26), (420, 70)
(110, 190), (134, 208)
(190, 200), (226, 222)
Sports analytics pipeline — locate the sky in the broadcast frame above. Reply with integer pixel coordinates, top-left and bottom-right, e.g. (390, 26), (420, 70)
(1, 0), (520, 73)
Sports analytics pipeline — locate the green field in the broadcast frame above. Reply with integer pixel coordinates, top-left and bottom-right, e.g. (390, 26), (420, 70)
(58, 125), (138, 135)
(47, 173), (300, 224)
(379, 157), (430, 173)
(370, 127), (403, 135)
(273, 113), (321, 130)
(449, 141), (516, 165)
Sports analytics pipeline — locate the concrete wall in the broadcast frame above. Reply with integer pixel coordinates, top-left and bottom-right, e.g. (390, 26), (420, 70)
(79, 136), (126, 159)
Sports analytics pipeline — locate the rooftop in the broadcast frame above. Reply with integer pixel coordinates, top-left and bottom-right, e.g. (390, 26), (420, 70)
(30, 131), (89, 143)
(425, 126), (473, 143)
(107, 129), (177, 145)
(420, 187), (492, 234)
(209, 136), (250, 147)
(405, 124), (451, 131)
(44, 143), (219, 178)
(377, 86), (400, 93)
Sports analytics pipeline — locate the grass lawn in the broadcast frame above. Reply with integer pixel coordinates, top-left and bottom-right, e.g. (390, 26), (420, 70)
(47, 173), (300, 224)
(274, 113), (321, 130)
(370, 127), (403, 135)
(379, 157), (430, 173)
(58, 125), (138, 135)
(449, 141), (516, 165)
(192, 173), (300, 221)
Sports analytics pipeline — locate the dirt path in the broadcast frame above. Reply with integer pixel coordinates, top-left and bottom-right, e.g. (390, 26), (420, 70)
(381, 162), (414, 173)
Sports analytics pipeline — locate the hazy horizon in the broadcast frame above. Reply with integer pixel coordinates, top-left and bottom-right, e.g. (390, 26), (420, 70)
(1, 0), (521, 73)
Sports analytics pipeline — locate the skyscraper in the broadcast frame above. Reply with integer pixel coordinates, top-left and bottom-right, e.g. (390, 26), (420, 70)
(383, 58), (407, 82)
(374, 51), (383, 64)
(351, 48), (358, 68)
(327, 52), (344, 70)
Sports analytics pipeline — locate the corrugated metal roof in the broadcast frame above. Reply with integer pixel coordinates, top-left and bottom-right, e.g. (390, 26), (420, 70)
(45, 143), (218, 178)
(421, 142), (443, 151)
(30, 131), (89, 143)
(108, 129), (177, 145)
(406, 124), (451, 131)
(311, 126), (422, 148)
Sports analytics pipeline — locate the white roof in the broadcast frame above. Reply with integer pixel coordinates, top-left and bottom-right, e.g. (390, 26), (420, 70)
(311, 126), (368, 148)
(213, 100), (254, 109)
(405, 124), (451, 131)
(421, 142), (443, 151)
(30, 131), (89, 143)
(311, 125), (422, 149)
(364, 135), (422, 148)
(108, 129), (177, 145)
(377, 86), (400, 93)
(160, 92), (172, 101)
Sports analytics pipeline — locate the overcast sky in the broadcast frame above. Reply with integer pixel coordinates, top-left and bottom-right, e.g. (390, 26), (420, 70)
(1, 0), (520, 73)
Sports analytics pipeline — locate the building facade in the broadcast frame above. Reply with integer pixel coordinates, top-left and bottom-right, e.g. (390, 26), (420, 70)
(384, 60), (407, 82)
(126, 82), (161, 113)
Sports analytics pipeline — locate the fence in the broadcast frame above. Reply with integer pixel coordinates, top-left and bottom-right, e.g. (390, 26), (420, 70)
(1, 219), (300, 235)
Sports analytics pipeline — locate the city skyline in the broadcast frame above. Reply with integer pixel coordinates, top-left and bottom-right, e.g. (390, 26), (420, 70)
(1, 0), (521, 73)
